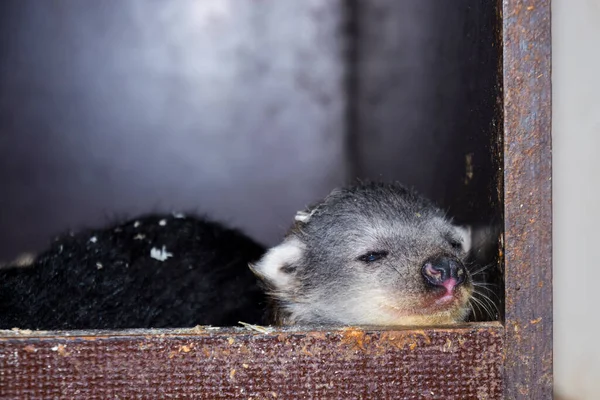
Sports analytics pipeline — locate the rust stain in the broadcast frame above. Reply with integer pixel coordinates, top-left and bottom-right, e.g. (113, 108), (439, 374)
(530, 318), (542, 325)
(413, 330), (431, 344)
(379, 330), (431, 351)
(179, 344), (193, 353)
(52, 344), (69, 357)
(301, 344), (314, 357)
(340, 328), (368, 351)
(138, 342), (153, 350)
(23, 345), (36, 353)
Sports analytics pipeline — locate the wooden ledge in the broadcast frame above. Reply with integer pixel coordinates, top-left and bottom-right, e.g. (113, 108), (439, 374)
(0, 322), (503, 399)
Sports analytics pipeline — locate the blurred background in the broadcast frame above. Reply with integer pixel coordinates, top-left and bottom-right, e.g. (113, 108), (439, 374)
(0, 0), (594, 398)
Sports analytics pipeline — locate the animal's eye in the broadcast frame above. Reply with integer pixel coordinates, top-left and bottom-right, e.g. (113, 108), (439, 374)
(448, 239), (463, 251)
(357, 251), (389, 263)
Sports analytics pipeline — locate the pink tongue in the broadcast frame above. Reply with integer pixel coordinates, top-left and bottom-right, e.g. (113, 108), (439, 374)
(442, 278), (457, 294)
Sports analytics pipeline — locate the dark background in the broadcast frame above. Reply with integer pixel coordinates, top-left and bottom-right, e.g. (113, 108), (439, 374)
(0, 0), (501, 260)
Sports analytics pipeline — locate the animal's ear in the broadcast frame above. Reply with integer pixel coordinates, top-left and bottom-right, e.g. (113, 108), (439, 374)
(294, 209), (316, 223)
(294, 187), (342, 224)
(453, 225), (472, 254)
(249, 237), (304, 291)
(294, 201), (323, 224)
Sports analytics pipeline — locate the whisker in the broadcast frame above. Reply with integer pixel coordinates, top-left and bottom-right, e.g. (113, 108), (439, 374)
(469, 263), (495, 276)
(468, 300), (477, 320)
(472, 292), (500, 319)
(469, 297), (485, 320)
(474, 291), (500, 314)
(472, 284), (502, 302)
(474, 291), (496, 311)
(470, 295), (494, 319)
(472, 298), (493, 320)
(471, 282), (499, 287)
(473, 285), (498, 294)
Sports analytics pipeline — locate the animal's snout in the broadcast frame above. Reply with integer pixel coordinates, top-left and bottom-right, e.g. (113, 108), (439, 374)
(421, 256), (466, 291)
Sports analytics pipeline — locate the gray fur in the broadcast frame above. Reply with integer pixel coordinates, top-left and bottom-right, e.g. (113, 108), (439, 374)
(252, 181), (474, 326)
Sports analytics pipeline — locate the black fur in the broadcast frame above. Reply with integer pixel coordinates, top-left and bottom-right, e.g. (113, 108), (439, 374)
(0, 214), (267, 330)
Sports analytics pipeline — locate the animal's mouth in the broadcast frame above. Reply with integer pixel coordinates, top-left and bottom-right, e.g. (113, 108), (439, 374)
(434, 292), (456, 305)
(428, 284), (472, 308)
(380, 285), (472, 317)
(430, 277), (461, 304)
(419, 257), (472, 312)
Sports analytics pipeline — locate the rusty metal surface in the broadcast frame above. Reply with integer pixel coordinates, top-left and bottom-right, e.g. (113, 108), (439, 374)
(0, 323), (503, 399)
(502, 0), (553, 398)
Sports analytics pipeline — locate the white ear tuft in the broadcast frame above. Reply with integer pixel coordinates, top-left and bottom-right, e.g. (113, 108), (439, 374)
(294, 209), (316, 223)
(250, 238), (305, 290)
(454, 225), (472, 254)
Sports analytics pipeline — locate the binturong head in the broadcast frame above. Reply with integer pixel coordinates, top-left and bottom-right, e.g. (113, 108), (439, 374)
(250, 181), (476, 326)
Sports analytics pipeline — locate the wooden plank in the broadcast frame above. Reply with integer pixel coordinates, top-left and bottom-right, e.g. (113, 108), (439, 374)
(0, 323), (503, 399)
(502, 0), (553, 398)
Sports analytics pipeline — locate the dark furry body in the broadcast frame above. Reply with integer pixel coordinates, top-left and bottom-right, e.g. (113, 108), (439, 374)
(0, 214), (267, 330)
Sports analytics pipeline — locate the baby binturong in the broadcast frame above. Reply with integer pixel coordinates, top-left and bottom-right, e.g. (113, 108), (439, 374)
(251, 181), (478, 326)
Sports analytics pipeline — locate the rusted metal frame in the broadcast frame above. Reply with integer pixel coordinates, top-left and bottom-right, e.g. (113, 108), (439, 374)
(0, 323), (503, 399)
(502, 0), (553, 398)
(0, 1), (554, 398)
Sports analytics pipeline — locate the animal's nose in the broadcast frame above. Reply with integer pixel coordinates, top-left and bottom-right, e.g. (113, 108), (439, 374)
(421, 256), (466, 289)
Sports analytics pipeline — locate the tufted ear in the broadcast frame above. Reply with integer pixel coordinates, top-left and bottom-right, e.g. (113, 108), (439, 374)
(294, 209), (316, 223)
(249, 237), (305, 291)
(453, 225), (472, 254)
(294, 187), (343, 224)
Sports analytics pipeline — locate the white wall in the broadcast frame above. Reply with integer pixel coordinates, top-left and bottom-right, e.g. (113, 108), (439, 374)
(553, 1), (600, 398)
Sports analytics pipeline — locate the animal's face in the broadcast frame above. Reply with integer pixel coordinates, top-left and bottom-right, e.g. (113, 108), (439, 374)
(251, 182), (474, 326)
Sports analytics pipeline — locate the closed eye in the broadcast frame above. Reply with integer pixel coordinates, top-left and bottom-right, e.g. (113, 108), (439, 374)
(357, 251), (389, 263)
(445, 234), (463, 251)
(448, 239), (464, 252)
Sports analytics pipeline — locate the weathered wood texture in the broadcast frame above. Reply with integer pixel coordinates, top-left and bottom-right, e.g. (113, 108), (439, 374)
(0, 324), (503, 399)
(502, 0), (553, 398)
